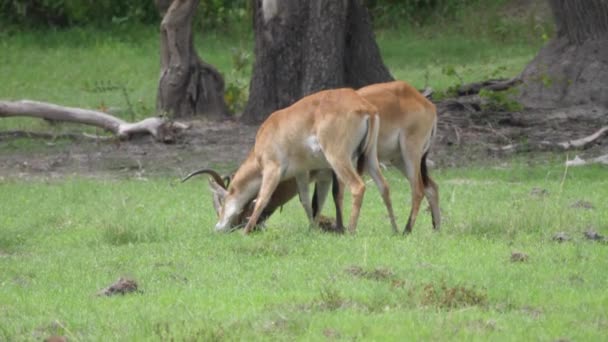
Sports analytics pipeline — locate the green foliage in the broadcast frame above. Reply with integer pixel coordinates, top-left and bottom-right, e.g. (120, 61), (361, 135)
(82, 80), (139, 121)
(479, 88), (523, 112)
(224, 48), (251, 115)
(0, 0), (249, 30)
(198, 0), (249, 32)
(367, 0), (496, 28)
(0, 0), (158, 27)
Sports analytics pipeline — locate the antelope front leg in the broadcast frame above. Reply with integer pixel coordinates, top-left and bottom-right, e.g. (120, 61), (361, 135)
(330, 163), (366, 234)
(243, 165), (281, 234)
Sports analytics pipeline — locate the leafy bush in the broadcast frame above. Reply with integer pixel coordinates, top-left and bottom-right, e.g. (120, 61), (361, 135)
(366, 0), (488, 28)
(0, 0), (158, 27)
(0, 0), (248, 29)
(479, 88), (523, 112)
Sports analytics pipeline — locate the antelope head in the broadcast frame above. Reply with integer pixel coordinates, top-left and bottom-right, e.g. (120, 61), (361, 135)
(182, 167), (257, 232)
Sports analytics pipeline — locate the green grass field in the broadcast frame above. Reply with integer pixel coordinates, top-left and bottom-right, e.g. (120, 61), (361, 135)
(1, 160), (607, 341)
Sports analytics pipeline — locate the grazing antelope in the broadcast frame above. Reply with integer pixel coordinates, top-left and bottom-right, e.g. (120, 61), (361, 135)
(182, 168), (333, 229)
(185, 81), (439, 234)
(355, 80), (440, 233)
(199, 88), (398, 234)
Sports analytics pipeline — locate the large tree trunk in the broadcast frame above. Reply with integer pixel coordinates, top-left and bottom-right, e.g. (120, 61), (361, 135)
(242, 0), (393, 124)
(518, 0), (608, 109)
(156, 0), (229, 119)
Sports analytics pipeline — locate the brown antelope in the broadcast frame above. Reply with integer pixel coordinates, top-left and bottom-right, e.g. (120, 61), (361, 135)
(201, 88), (398, 234)
(356, 80), (440, 233)
(185, 81), (439, 234)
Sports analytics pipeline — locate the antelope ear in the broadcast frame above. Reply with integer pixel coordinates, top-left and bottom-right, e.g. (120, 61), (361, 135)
(208, 178), (228, 197)
(212, 191), (222, 216)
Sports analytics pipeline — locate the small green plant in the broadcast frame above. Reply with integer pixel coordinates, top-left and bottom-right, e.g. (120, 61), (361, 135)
(420, 282), (488, 309)
(83, 80), (137, 121)
(224, 48), (251, 115)
(441, 64), (464, 85)
(430, 64), (465, 100)
(479, 88), (523, 112)
(319, 286), (345, 311)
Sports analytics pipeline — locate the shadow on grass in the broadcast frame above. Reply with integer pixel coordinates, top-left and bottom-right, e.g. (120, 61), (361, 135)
(0, 228), (27, 254)
(102, 221), (170, 245)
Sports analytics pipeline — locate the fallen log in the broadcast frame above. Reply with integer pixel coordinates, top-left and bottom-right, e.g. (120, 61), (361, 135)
(0, 100), (189, 142)
(566, 154), (608, 166)
(0, 130), (113, 141)
(489, 125), (608, 153)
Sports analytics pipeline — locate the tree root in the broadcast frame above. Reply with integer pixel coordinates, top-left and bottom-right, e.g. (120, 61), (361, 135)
(457, 77), (522, 96)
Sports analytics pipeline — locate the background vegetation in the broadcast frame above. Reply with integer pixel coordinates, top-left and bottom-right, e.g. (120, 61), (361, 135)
(0, 0), (542, 32)
(0, 0), (552, 130)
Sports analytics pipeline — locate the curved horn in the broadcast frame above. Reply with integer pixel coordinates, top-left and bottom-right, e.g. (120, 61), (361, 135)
(181, 168), (226, 188)
(223, 175), (233, 188)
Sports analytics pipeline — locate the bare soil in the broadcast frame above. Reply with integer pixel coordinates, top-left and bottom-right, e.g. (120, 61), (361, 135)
(0, 101), (606, 180)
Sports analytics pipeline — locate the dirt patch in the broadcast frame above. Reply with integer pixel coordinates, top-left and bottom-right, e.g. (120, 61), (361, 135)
(552, 232), (570, 243)
(97, 277), (140, 296)
(570, 200), (595, 210)
(1, 103), (607, 180)
(583, 229), (605, 242)
(345, 265), (395, 281)
(0, 119), (257, 179)
(420, 282), (488, 309)
(511, 251), (529, 262)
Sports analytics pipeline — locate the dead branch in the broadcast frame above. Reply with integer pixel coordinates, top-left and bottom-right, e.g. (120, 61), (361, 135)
(0, 100), (189, 142)
(457, 77), (522, 96)
(420, 87), (433, 99)
(556, 126), (608, 149)
(489, 125), (608, 153)
(566, 154), (608, 166)
(0, 130), (113, 141)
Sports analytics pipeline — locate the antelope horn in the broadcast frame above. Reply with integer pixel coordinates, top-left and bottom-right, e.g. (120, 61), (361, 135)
(223, 175), (233, 188)
(181, 168), (226, 188)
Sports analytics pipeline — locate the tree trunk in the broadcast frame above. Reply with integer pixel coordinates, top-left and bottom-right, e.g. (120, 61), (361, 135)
(242, 0), (393, 124)
(518, 0), (608, 109)
(156, 0), (229, 119)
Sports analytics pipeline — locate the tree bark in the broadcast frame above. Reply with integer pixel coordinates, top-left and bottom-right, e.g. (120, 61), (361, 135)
(242, 0), (393, 124)
(518, 0), (608, 109)
(0, 100), (188, 142)
(156, 0), (229, 119)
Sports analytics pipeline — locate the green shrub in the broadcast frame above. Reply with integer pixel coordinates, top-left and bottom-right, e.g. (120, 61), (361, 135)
(366, 0), (489, 28)
(0, 0), (248, 29)
(0, 0), (158, 27)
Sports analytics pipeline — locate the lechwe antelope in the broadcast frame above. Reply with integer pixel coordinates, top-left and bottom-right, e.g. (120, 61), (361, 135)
(185, 81), (440, 234)
(204, 88), (398, 234)
(355, 80), (440, 233)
